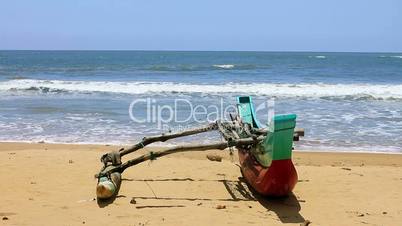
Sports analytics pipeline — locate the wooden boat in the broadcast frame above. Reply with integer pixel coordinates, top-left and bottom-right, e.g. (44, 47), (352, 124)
(95, 96), (302, 200)
(236, 96), (298, 196)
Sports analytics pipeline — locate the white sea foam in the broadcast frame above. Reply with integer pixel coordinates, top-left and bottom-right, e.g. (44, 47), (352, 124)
(379, 55), (402, 59)
(309, 55), (326, 59)
(213, 64), (235, 69)
(1, 79), (402, 100)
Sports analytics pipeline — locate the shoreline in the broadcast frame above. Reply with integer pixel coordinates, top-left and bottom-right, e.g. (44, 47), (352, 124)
(1, 141), (401, 155)
(2, 141), (402, 168)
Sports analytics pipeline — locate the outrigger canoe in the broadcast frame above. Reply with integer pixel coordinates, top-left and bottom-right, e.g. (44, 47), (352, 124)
(236, 96), (298, 196)
(95, 96), (303, 199)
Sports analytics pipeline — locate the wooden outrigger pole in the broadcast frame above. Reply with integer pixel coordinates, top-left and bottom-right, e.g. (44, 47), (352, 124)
(95, 96), (304, 200)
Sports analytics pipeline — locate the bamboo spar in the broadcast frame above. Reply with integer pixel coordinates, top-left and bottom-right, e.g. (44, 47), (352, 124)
(119, 136), (264, 172)
(97, 123), (219, 200)
(96, 136), (263, 199)
(119, 123), (217, 157)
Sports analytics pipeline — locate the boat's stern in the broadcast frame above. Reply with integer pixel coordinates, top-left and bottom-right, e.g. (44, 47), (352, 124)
(236, 96), (298, 196)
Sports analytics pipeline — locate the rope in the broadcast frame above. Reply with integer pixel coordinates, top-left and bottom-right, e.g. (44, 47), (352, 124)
(144, 181), (157, 199)
(149, 151), (156, 160)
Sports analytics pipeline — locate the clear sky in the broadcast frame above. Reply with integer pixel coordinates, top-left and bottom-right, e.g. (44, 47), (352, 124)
(1, 0), (401, 52)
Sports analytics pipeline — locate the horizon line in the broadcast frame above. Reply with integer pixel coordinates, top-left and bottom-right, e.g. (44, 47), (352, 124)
(0, 49), (401, 54)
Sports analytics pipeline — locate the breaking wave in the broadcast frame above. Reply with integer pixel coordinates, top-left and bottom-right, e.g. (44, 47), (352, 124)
(213, 64), (235, 69)
(309, 55), (326, 59)
(379, 55), (402, 59)
(146, 64), (260, 71)
(1, 79), (402, 100)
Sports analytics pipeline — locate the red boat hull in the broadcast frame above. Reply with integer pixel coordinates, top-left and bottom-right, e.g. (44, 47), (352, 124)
(238, 149), (298, 196)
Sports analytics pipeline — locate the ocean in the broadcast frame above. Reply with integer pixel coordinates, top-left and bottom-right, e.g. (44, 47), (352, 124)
(0, 50), (401, 152)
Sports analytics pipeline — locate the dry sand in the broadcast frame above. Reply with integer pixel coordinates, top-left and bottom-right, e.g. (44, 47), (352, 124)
(1, 142), (402, 226)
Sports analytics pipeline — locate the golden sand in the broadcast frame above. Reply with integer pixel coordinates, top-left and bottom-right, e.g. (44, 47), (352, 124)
(1, 142), (402, 225)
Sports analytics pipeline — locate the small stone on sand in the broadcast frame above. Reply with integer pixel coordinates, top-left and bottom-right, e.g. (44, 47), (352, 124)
(130, 198), (136, 204)
(341, 167), (352, 171)
(206, 154), (222, 162)
(69, 160), (74, 164)
(216, 204), (226, 209)
(2, 217), (8, 220)
(298, 179), (310, 182)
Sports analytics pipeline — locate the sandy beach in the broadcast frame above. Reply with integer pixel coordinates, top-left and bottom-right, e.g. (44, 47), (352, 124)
(1, 142), (402, 226)
(2, 0), (402, 225)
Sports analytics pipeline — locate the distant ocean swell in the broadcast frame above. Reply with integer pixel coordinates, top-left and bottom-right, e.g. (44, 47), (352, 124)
(1, 79), (402, 100)
(379, 55), (402, 59)
(0, 64), (269, 74)
(147, 64), (264, 71)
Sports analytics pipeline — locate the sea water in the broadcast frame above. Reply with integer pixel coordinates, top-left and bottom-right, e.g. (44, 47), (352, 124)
(0, 51), (401, 152)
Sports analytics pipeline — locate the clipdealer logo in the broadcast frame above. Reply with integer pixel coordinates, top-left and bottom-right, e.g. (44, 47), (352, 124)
(129, 98), (275, 130)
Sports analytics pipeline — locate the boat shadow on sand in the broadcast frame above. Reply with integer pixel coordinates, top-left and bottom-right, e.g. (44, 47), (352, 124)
(98, 177), (305, 223)
(223, 176), (305, 224)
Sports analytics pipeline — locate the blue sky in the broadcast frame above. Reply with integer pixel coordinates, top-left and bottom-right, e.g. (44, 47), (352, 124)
(1, 0), (401, 52)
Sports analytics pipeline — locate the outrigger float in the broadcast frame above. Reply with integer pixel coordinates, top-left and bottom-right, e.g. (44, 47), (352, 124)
(95, 96), (304, 199)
